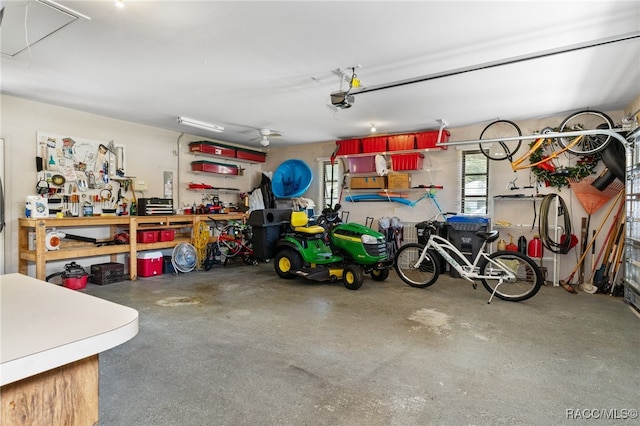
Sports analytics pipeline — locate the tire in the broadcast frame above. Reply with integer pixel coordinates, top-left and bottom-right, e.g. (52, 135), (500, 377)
(370, 267), (390, 281)
(204, 244), (218, 271)
(274, 249), (301, 279)
(343, 264), (364, 290)
(478, 251), (543, 302)
(558, 110), (614, 155)
(479, 120), (522, 161)
(242, 255), (257, 266)
(393, 243), (441, 288)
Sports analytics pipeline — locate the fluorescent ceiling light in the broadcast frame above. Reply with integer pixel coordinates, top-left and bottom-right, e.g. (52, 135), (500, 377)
(177, 117), (224, 133)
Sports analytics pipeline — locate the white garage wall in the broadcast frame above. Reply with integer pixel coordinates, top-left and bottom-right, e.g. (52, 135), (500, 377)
(1, 93), (632, 284)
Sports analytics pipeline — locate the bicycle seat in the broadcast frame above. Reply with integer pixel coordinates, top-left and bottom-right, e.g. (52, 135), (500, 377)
(477, 230), (500, 243)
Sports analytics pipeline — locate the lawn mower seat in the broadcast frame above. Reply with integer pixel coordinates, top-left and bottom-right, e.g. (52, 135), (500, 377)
(290, 211), (325, 235)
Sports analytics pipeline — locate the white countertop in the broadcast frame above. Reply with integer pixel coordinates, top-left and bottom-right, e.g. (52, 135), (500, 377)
(0, 273), (139, 386)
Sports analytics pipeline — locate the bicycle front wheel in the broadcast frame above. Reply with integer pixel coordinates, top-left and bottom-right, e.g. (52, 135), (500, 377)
(394, 243), (440, 288)
(478, 251), (543, 302)
(558, 110), (614, 155)
(479, 120), (522, 161)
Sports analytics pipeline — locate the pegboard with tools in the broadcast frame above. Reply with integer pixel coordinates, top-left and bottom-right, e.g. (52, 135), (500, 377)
(34, 131), (141, 217)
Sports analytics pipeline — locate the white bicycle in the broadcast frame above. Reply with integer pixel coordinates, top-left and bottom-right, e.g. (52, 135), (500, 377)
(394, 213), (544, 303)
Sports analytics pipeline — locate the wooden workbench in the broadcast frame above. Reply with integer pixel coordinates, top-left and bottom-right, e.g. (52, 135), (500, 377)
(18, 214), (245, 281)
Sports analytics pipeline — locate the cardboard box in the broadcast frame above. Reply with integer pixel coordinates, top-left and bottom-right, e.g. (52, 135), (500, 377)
(137, 251), (163, 277)
(349, 176), (386, 189)
(387, 173), (410, 189)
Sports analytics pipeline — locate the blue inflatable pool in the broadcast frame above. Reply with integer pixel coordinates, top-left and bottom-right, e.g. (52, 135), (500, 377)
(272, 159), (313, 198)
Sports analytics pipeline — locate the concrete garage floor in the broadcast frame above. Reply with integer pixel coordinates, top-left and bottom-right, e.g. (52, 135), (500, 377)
(85, 262), (640, 425)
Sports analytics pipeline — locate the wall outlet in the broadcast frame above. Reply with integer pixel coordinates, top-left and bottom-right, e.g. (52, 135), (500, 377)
(133, 179), (149, 191)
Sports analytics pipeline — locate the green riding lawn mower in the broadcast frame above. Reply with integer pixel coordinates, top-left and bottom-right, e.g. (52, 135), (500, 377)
(250, 205), (392, 290)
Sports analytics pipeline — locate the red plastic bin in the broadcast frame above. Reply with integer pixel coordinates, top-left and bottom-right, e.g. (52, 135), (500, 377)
(159, 229), (175, 242)
(361, 136), (388, 153)
(415, 130), (450, 149)
(388, 134), (416, 151)
(137, 230), (159, 243)
(336, 139), (361, 155)
(391, 153), (424, 171)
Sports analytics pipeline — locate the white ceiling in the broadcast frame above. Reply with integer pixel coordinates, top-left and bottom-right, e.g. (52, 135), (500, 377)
(1, 0), (639, 148)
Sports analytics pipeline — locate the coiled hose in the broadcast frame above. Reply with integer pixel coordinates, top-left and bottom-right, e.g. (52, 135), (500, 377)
(193, 221), (211, 269)
(539, 194), (572, 254)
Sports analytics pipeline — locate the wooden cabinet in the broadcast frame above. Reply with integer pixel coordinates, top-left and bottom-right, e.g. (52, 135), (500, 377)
(18, 214), (245, 281)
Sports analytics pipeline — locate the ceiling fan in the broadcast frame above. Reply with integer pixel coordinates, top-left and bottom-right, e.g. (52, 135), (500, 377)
(256, 128), (281, 147)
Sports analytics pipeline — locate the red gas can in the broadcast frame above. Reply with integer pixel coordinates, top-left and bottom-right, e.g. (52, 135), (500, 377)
(528, 235), (543, 258)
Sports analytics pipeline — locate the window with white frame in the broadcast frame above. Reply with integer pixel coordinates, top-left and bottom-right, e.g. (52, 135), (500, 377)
(319, 159), (340, 212)
(461, 150), (489, 214)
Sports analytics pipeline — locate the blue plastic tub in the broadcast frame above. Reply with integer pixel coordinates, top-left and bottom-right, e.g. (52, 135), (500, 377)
(271, 159), (313, 198)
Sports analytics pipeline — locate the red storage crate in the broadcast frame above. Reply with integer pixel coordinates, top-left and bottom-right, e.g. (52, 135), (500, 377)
(159, 229), (175, 242)
(415, 130), (450, 149)
(336, 139), (361, 155)
(189, 141), (236, 158)
(347, 156), (376, 173)
(391, 153), (424, 171)
(137, 251), (163, 277)
(137, 230), (159, 243)
(191, 161), (239, 175)
(361, 136), (388, 153)
(388, 134), (416, 151)
(236, 148), (266, 163)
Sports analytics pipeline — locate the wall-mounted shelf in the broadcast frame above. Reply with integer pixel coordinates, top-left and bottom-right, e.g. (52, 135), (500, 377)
(492, 195), (559, 286)
(187, 188), (240, 194)
(189, 171), (240, 178)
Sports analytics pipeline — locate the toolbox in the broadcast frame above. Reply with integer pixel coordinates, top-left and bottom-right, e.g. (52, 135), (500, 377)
(137, 198), (174, 216)
(236, 148), (267, 163)
(188, 141), (236, 158)
(191, 160), (239, 175)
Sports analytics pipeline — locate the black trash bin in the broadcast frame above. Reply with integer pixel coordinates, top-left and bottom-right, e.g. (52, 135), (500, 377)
(247, 209), (292, 260)
(445, 215), (490, 278)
